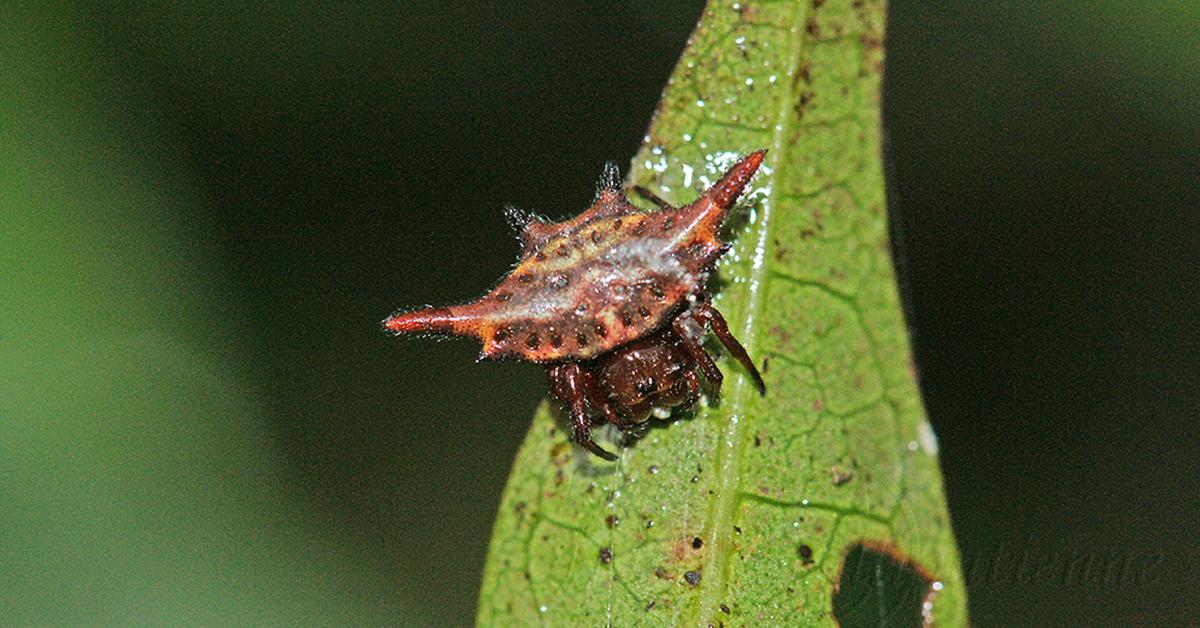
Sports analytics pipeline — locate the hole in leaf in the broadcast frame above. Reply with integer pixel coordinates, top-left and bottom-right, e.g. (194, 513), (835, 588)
(832, 541), (938, 628)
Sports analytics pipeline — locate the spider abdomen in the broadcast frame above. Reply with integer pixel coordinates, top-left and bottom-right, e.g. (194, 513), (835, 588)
(384, 150), (764, 363)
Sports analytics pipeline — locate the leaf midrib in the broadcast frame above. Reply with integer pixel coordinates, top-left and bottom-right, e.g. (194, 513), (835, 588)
(693, 1), (811, 621)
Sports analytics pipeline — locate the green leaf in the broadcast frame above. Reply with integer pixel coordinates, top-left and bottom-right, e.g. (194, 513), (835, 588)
(477, 1), (966, 625)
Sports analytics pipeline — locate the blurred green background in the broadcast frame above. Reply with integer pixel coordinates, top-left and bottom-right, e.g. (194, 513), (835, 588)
(2, 2), (1197, 625)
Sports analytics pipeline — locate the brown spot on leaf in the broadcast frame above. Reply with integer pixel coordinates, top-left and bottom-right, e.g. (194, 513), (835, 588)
(798, 543), (814, 566)
(831, 466), (854, 486)
(669, 537), (694, 562)
(805, 17), (820, 37)
(860, 30), (884, 50)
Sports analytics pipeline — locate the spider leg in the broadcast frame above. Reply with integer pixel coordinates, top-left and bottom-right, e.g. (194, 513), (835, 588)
(580, 371), (635, 431)
(691, 302), (767, 395)
(672, 314), (724, 398)
(633, 185), (675, 211)
(683, 370), (703, 406)
(546, 363), (617, 460)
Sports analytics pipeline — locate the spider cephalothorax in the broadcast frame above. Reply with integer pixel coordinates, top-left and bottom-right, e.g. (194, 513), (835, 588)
(384, 150), (767, 459)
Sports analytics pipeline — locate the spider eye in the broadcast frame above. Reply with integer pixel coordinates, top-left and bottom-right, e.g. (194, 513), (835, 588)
(635, 378), (657, 395)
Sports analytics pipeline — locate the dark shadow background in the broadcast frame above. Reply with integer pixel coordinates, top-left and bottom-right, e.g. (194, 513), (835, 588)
(10, 1), (1198, 625)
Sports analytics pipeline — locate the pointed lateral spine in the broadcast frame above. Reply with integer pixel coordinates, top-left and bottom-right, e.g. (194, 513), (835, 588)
(665, 150), (767, 259)
(382, 306), (483, 337)
(596, 161), (622, 197)
(710, 149), (766, 210)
